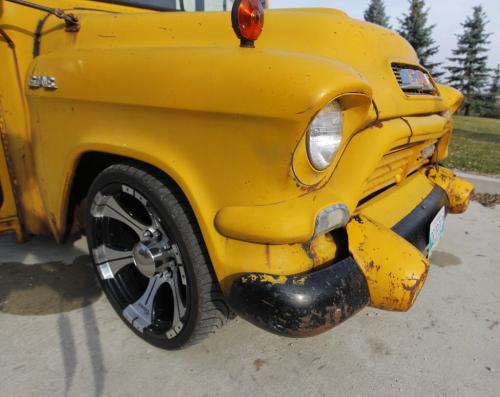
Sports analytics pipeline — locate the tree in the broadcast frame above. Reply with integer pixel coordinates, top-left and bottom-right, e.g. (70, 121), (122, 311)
(446, 6), (491, 116)
(481, 65), (500, 118)
(398, 0), (442, 79)
(364, 0), (391, 29)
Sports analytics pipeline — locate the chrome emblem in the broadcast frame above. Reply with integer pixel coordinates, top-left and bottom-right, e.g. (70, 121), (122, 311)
(29, 75), (58, 90)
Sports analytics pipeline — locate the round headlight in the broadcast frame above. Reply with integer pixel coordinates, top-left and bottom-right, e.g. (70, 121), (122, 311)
(307, 100), (343, 171)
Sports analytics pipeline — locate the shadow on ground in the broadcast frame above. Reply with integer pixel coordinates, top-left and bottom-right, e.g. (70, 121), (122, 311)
(0, 254), (102, 315)
(0, 237), (106, 397)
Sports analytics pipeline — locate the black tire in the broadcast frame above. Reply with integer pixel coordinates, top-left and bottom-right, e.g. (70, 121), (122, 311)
(85, 163), (230, 349)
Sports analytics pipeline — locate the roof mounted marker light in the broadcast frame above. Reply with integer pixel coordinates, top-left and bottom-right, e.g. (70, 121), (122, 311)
(231, 0), (264, 48)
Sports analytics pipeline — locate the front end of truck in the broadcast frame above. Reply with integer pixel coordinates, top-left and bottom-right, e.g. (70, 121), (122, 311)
(216, 8), (474, 336)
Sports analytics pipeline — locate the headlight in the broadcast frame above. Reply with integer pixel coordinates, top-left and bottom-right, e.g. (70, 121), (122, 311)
(307, 100), (343, 171)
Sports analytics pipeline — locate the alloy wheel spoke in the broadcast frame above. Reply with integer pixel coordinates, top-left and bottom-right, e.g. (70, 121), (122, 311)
(123, 275), (167, 332)
(93, 244), (133, 280)
(92, 194), (150, 239)
(166, 266), (187, 339)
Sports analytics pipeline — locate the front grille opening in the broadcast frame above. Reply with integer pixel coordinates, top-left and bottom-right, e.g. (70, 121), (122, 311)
(361, 139), (436, 201)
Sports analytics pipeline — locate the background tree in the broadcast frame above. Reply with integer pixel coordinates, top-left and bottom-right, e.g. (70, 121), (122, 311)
(446, 6), (491, 116)
(481, 65), (500, 118)
(364, 0), (391, 29)
(398, 0), (442, 79)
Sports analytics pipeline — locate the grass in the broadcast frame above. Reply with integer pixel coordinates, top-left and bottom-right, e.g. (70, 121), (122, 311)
(444, 115), (500, 175)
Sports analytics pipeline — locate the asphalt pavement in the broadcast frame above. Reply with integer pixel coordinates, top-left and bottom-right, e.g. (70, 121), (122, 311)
(0, 201), (499, 397)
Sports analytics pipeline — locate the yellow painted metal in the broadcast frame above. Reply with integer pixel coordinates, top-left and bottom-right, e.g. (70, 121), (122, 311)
(347, 215), (429, 311)
(219, 233), (338, 291)
(0, 1), (472, 301)
(357, 171), (435, 228)
(427, 167), (474, 214)
(216, 117), (414, 243)
(0, 106), (23, 240)
(437, 84), (464, 114)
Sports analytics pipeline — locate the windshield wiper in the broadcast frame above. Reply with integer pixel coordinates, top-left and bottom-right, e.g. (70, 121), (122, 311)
(6, 0), (79, 32)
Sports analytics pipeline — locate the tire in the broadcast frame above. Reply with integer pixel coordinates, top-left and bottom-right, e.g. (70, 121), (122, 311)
(85, 163), (230, 349)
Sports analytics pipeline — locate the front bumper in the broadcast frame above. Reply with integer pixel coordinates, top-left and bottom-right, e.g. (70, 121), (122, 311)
(229, 257), (369, 337)
(228, 168), (474, 337)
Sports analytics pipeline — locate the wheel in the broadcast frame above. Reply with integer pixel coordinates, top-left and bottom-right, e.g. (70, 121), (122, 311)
(86, 163), (230, 349)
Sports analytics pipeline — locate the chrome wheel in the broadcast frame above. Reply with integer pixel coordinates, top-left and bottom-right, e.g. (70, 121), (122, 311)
(89, 184), (189, 340)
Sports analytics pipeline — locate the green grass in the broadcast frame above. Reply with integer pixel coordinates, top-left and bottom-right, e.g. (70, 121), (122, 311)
(444, 115), (500, 175)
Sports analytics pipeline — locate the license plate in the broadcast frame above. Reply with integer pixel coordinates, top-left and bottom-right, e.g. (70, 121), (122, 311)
(399, 68), (434, 91)
(427, 207), (446, 256)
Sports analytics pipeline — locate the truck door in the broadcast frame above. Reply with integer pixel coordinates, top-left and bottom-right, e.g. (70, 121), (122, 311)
(0, 25), (22, 240)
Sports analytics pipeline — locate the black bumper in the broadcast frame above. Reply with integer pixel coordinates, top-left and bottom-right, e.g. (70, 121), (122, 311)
(392, 186), (449, 252)
(228, 257), (370, 337)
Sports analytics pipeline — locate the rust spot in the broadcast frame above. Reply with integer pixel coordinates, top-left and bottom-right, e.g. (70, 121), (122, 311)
(301, 241), (315, 263)
(334, 308), (342, 323)
(253, 358), (267, 371)
(352, 215), (365, 224)
(264, 244), (271, 268)
(297, 181), (322, 194)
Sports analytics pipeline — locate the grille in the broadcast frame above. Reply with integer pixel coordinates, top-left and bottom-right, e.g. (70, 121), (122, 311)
(362, 140), (436, 198)
(392, 64), (438, 96)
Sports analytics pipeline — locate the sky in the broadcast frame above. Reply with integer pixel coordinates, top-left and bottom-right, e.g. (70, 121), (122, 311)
(270, 0), (500, 72)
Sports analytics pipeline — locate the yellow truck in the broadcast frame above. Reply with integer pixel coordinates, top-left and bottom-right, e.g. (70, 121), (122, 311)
(0, 0), (474, 349)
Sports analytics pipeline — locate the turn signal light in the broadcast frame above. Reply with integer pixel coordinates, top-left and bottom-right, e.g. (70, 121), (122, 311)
(231, 0), (264, 48)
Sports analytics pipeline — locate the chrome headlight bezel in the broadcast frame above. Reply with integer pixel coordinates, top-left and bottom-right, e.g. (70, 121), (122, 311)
(306, 100), (343, 171)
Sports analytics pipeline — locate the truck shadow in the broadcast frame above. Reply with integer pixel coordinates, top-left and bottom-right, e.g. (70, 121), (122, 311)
(0, 255), (101, 315)
(0, 237), (105, 397)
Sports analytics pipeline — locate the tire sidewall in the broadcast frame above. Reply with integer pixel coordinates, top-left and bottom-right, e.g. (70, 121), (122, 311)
(85, 165), (201, 350)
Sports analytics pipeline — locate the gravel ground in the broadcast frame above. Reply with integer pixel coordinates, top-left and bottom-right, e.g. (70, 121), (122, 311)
(0, 202), (499, 397)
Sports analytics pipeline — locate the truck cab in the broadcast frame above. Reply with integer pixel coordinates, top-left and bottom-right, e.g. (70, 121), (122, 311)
(0, 0), (473, 349)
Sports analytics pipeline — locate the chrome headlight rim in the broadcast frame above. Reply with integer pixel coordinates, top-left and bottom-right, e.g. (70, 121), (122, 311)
(306, 99), (344, 172)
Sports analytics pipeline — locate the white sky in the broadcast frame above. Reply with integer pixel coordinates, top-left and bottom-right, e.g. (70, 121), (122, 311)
(270, 1), (500, 70)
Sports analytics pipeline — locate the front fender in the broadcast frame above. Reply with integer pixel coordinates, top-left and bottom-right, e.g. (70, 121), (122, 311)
(27, 45), (373, 285)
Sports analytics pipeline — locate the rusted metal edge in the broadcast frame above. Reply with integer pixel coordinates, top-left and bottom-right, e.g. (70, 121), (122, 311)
(228, 257), (369, 337)
(0, 38), (27, 241)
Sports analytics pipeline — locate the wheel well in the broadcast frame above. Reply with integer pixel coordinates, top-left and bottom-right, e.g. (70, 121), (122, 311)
(65, 151), (185, 237)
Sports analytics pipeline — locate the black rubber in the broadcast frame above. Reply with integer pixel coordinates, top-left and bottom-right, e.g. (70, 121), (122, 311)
(86, 163), (231, 349)
(392, 186), (449, 252)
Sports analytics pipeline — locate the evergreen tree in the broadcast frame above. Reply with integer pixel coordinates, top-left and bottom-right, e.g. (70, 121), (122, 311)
(481, 65), (500, 118)
(446, 6), (491, 116)
(364, 0), (391, 29)
(398, 0), (442, 79)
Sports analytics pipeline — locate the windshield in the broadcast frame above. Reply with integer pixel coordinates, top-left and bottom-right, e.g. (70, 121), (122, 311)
(100, 0), (250, 11)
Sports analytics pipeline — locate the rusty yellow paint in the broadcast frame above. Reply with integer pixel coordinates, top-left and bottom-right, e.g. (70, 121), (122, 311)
(242, 274), (288, 285)
(347, 215), (429, 311)
(292, 277), (306, 286)
(427, 167), (474, 214)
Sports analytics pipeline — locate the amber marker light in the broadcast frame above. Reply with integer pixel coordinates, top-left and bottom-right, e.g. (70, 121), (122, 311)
(231, 0), (264, 48)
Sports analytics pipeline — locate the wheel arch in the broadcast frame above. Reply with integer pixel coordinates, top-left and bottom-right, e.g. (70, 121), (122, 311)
(61, 150), (192, 242)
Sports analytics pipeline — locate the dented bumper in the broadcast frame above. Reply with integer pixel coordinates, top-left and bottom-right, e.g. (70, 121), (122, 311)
(228, 257), (370, 337)
(228, 168), (474, 337)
